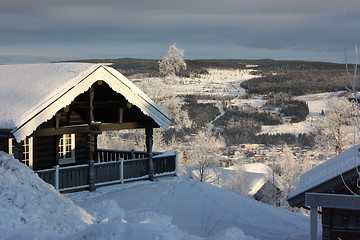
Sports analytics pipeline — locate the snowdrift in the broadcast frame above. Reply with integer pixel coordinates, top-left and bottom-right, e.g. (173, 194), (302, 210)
(0, 152), (93, 239)
(0, 151), (309, 240)
(69, 177), (310, 240)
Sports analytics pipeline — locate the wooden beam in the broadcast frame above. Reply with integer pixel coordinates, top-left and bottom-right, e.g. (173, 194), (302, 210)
(0, 129), (12, 138)
(119, 108), (124, 123)
(32, 122), (151, 137)
(32, 125), (91, 137)
(70, 101), (133, 109)
(100, 122), (148, 131)
(55, 112), (61, 129)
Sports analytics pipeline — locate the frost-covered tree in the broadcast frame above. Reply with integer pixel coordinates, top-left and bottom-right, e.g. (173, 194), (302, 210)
(188, 131), (223, 182)
(136, 77), (192, 130)
(158, 44), (187, 78)
(230, 165), (248, 196)
(278, 146), (301, 195)
(315, 98), (357, 155)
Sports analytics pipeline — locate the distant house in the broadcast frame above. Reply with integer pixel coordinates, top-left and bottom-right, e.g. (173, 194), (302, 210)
(287, 145), (360, 239)
(237, 163), (284, 206)
(0, 63), (177, 192)
(253, 180), (285, 206)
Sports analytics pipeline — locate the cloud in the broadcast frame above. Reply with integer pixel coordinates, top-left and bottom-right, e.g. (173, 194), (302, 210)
(0, 0), (359, 63)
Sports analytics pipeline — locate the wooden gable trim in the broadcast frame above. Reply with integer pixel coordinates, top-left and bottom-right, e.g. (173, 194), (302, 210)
(12, 65), (170, 142)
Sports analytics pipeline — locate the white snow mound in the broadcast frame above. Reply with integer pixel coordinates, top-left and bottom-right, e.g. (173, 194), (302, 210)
(0, 152), (93, 239)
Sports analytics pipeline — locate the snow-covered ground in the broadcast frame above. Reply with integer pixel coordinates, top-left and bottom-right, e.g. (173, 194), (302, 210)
(260, 119), (316, 135)
(295, 92), (345, 117)
(260, 92), (345, 135)
(1, 152), (312, 240)
(136, 68), (257, 98)
(182, 163), (283, 198)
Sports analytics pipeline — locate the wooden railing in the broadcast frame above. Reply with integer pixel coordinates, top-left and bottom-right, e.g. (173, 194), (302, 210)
(96, 148), (162, 162)
(36, 150), (178, 192)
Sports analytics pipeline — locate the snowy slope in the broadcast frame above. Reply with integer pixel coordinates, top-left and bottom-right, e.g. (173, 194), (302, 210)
(68, 177), (310, 240)
(1, 151), (310, 240)
(0, 152), (93, 239)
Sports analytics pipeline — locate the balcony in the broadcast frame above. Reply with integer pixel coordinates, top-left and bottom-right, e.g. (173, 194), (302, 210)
(35, 149), (178, 192)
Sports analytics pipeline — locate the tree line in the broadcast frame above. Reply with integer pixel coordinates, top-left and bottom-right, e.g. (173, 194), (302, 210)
(240, 69), (350, 96)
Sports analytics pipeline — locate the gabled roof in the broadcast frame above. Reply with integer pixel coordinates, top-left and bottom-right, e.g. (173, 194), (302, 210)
(288, 145), (360, 207)
(0, 63), (171, 142)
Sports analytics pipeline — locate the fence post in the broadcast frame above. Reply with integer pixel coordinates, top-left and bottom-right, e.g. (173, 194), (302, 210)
(120, 158), (124, 184)
(131, 149), (136, 159)
(55, 165), (60, 190)
(89, 159), (96, 191)
(310, 206), (318, 240)
(175, 151), (179, 176)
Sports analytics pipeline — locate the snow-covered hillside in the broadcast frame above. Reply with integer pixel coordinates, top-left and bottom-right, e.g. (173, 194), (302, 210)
(69, 177), (310, 240)
(0, 152), (312, 240)
(260, 92), (345, 135)
(0, 152), (93, 240)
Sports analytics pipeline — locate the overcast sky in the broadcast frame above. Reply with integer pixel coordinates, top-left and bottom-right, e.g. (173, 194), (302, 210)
(1, 0), (360, 64)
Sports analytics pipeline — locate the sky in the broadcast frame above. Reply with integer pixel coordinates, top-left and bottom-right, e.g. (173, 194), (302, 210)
(1, 0), (360, 64)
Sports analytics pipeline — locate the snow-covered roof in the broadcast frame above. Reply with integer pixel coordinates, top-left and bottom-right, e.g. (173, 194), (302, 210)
(0, 63), (171, 142)
(289, 144), (360, 199)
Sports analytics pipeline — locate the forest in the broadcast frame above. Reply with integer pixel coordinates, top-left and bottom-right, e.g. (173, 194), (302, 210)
(70, 58), (352, 95)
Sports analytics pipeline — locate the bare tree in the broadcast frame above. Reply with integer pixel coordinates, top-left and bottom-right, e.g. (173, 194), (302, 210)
(159, 43), (187, 78)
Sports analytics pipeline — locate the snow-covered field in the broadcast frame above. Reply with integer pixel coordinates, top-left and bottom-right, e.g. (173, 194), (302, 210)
(137, 68), (345, 137)
(260, 92), (346, 135)
(0, 152), (312, 240)
(295, 92), (345, 117)
(136, 68), (257, 99)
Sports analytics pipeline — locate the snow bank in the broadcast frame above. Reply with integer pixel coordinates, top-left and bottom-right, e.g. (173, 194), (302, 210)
(0, 150), (309, 240)
(69, 177), (309, 240)
(0, 152), (93, 239)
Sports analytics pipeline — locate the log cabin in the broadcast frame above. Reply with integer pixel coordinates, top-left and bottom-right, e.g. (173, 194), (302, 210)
(0, 63), (177, 192)
(287, 145), (360, 240)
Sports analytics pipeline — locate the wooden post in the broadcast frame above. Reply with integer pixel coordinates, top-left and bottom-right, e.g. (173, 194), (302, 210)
(310, 206), (318, 240)
(88, 134), (96, 191)
(120, 158), (124, 184)
(55, 135), (60, 165)
(12, 140), (23, 162)
(89, 86), (94, 123)
(175, 151), (179, 176)
(55, 165), (60, 190)
(131, 149), (136, 159)
(146, 127), (154, 181)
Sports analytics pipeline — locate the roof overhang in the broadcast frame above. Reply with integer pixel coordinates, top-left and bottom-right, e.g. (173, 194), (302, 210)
(288, 167), (360, 208)
(10, 65), (171, 142)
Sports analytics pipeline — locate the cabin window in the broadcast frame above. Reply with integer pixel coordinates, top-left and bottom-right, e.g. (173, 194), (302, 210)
(58, 134), (75, 165)
(8, 137), (33, 169)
